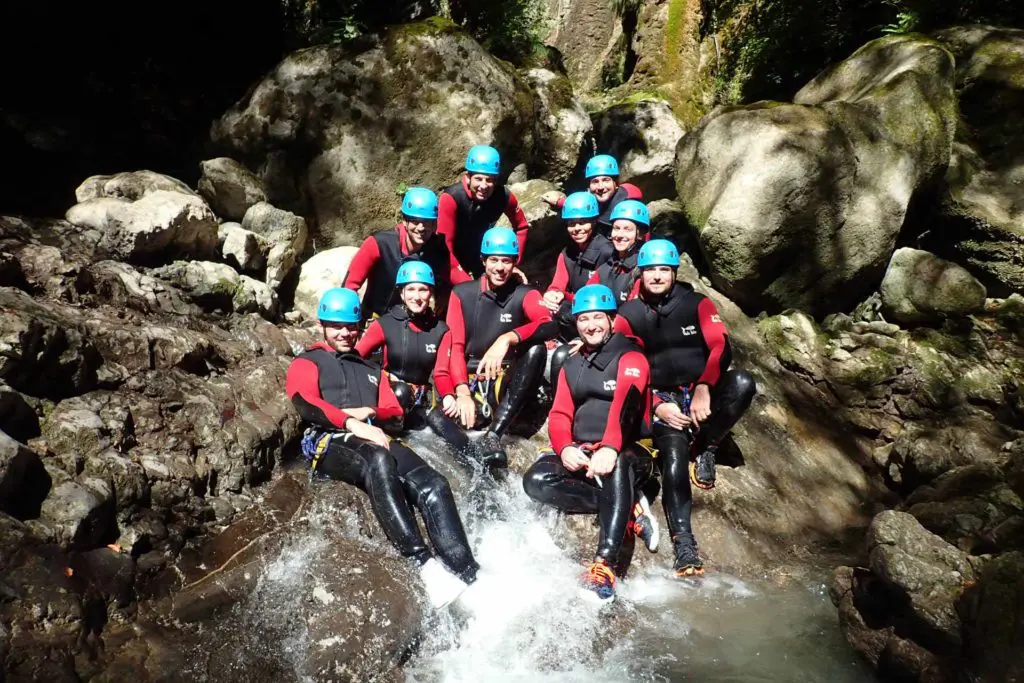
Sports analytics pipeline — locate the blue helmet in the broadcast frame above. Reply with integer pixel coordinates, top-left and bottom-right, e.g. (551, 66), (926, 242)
(572, 284), (618, 316)
(562, 192), (600, 220)
(608, 199), (650, 228)
(480, 226), (519, 257)
(637, 239), (680, 269)
(318, 288), (361, 324)
(401, 187), (439, 220)
(395, 261), (435, 287)
(465, 145), (501, 176)
(585, 154), (620, 179)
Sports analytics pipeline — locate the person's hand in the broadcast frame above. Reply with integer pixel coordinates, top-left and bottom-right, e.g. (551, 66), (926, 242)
(560, 445), (590, 472)
(586, 446), (618, 478)
(690, 384), (712, 426)
(567, 338), (584, 356)
(478, 335), (512, 380)
(541, 191), (565, 208)
(346, 418), (390, 448)
(512, 267), (528, 284)
(344, 407), (376, 422)
(441, 394), (458, 418)
(655, 401), (691, 430)
(542, 290), (564, 313)
(455, 393), (476, 429)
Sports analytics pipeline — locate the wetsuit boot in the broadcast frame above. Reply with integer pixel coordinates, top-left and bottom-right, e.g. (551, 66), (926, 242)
(671, 531), (704, 577)
(689, 370), (756, 489)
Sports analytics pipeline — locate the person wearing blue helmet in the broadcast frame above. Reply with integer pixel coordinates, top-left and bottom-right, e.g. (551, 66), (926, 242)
(286, 287), (480, 609)
(584, 199), (651, 303)
(355, 262), (491, 470)
(542, 154), (643, 235)
(542, 192), (615, 340)
(614, 240), (757, 579)
(345, 186), (470, 321)
(444, 227), (557, 467)
(438, 145), (530, 278)
(523, 284), (659, 603)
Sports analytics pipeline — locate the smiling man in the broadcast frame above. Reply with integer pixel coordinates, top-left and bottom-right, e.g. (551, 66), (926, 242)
(542, 154), (644, 235)
(344, 187), (469, 321)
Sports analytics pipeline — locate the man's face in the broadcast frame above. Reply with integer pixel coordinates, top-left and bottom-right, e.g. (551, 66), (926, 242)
(588, 176), (617, 203)
(403, 217), (436, 249)
(468, 173), (496, 201)
(323, 322), (360, 352)
(566, 218), (594, 245)
(576, 311), (612, 347)
(610, 219), (639, 255)
(483, 255), (515, 288)
(401, 283), (432, 315)
(641, 266), (674, 296)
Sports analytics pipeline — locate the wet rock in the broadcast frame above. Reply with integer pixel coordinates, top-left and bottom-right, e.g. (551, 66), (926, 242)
(676, 35), (956, 315)
(543, 0), (623, 93)
(888, 419), (1013, 491)
(0, 380), (40, 442)
(75, 170), (196, 203)
(241, 202), (307, 291)
(591, 99), (686, 200)
(524, 68), (591, 184)
(646, 198), (688, 240)
(151, 260), (278, 318)
(41, 391), (134, 459)
(76, 260), (198, 316)
(197, 158), (267, 221)
(959, 550), (1024, 682)
(39, 479), (118, 550)
(218, 221), (265, 273)
(293, 246), (359, 321)
(880, 248), (987, 326)
(211, 19), (537, 246)
(0, 430), (50, 521)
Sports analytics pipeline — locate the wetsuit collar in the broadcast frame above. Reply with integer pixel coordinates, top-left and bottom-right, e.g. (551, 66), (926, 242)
(388, 303), (436, 331)
(581, 332), (635, 371)
(640, 281), (689, 315)
(576, 233), (610, 269)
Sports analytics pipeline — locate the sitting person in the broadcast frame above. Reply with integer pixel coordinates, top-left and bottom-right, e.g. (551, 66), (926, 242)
(541, 191), (615, 341)
(542, 154), (644, 235)
(523, 284), (659, 603)
(286, 287), (478, 608)
(355, 261), (489, 471)
(614, 240), (757, 577)
(585, 199), (650, 303)
(444, 227), (557, 467)
(344, 187), (468, 321)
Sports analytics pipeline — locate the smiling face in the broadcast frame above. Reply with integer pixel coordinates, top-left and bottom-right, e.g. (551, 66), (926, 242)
(403, 216), (436, 250)
(610, 219), (639, 256)
(322, 322), (360, 353)
(588, 176), (617, 203)
(483, 255), (515, 288)
(468, 173), (496, 201)
(640, 266), (674, 297)
(576, 311), (612, 348)
(401, 283), (432, 315)
(566, 218), (594, 246)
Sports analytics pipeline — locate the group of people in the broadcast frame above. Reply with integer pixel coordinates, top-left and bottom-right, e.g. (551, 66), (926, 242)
(285, 145), (756, 608)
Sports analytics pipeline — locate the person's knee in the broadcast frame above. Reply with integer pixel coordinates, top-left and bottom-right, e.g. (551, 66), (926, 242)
(730, 370), (757, 402)
(522, 463), (557, 502)
(408, 465), (452, 506)
(550, 344), (570, 379)
(391, 381), (415, 412)
(365, 446), (397, 473)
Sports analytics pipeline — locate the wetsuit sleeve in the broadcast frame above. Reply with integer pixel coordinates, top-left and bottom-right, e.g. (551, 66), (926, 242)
(505, 192), (529, 262)
(599, 351), (650, 453)
(355, 320), (385, 358)
(343, 236), (380, 291)
(548, 367), (576, 455)
(547, 252), (570, 294)
(445, 291), (470, 386)
(621, 183), (643, 200)
(696, 297), (731, 388)
(433, 330), (455, 398)
(285, 357), (351, 429)
(512, 289), (557, 345)
(585, 270), (599, 286)
(612, 313), (637, 341)
(437, 192), (458, 256)
(376, 370), (404, 421)
(555, 196), (566, 209)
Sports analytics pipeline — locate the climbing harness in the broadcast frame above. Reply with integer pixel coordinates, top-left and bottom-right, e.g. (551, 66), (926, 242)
(301, 427), (347, 481)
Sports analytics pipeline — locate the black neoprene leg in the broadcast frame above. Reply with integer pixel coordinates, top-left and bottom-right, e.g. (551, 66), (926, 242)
(522, 453), (600, 513)
(549, 343), (571, 385)
(692, 370), (757, 450)
(654, 423), (695, 538)
(555, 300), (578, 343)
(318, 437), (431, 564)
(595, 446), (654, 564)
(396, 442), (479, 582)
(391, 381), (416, 413)
(489, 343), (546, 436)
(424, 408), (479, 469)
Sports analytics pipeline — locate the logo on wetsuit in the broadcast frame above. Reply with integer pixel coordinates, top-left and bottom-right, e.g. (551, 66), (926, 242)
(425, 343), (437, 353)
(681, 324), (697, 336)
(711, 314), (722, 323)
(624, 367), (640, 378)
(603, 379), (617, 391)
(500, 313), (512, 323)
(368, 374), (379, 386)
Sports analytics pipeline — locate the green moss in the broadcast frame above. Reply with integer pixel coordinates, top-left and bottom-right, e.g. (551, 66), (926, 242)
(389, 16), (459, 39)
(834, 346), (902, 387)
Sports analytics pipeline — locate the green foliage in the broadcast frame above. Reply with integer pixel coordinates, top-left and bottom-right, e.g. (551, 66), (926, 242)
(880, 9), (920, 35)
(451, 0), (550, 64)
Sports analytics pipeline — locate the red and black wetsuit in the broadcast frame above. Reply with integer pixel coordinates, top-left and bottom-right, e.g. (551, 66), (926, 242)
(587, 245), (642, 304)
(547, 233), (615, 300)
(613, 283), (756, 542)
(343, 224), (469, 320)
(556, 183), (643, 236)
(356, 306), (479, 467)
(523, 332), (655, 566)
(446, 278), (556, 435)
(286, 342), (478, 580)
(438, 177), (529, 278)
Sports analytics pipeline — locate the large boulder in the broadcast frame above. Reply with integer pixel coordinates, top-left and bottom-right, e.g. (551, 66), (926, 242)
(0, 431), (50, 521)
(676, 35), (956, 315)
(524, 68), (591, 184)
(197, 158), (267, 221)
(212, 19), (537, 247)
(931, 26), (1024, 296)
(495, 179), (562, 284)
(240, 202), (307, 291)
(543, 0), (624, 93)
(591, 99), (686, 200)
(293, 246), (359, 321)
(880, 247), (987, 326)
(217, 222), (265, 273)
(960, 551), (1024, 682)
(65, 190), (220, 265)
(75, 170), (196, 203)
(151, 260), (279, 319)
